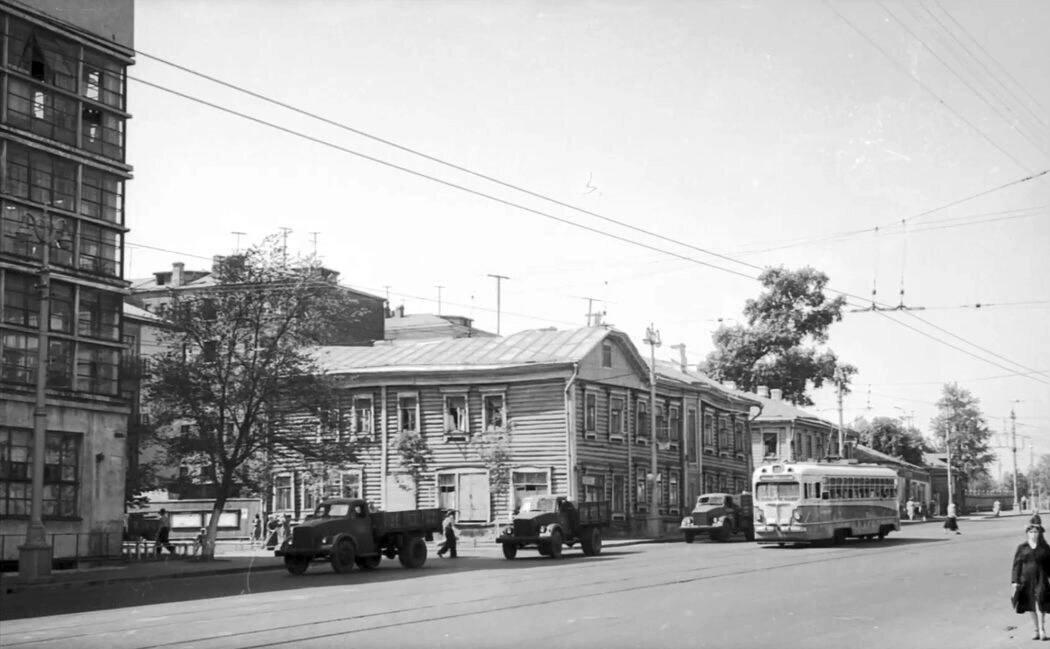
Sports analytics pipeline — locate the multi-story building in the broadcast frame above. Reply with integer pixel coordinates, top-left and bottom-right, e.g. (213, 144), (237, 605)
(268, 327), (758, 537)
(129, 259), (388, 345)
(0, 0), (134, 568)
(748, 386), (852, 466)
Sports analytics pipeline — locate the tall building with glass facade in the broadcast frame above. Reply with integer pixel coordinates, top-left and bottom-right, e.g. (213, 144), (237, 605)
(0, 0), (133, 565)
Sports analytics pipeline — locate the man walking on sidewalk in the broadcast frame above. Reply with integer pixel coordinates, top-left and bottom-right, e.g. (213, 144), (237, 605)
(437, 510), (458, 558)
(154, 508), (176, 557)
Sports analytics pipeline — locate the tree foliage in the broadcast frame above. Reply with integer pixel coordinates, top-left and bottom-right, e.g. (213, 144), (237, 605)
(928, 383), (996, 484)
(853, 416), (929, 465)
(702, 266), (854, 405)
(146, 237), (363, 558)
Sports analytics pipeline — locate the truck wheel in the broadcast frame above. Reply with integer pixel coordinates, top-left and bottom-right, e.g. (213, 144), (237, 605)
(330, 539), (355, 574)
(581, 527), (603, 556)
(398, 536), (428, 569)
(284, 555), (309, 575)
(355, 555), (381, 570)
(548, 530), (563, 559)
(744, 528), (755, 542)
(714, 523), (730, 542)
(538, 544), (551, 557)
(502, 543), (518, 559)
(684, 531), (696, 544)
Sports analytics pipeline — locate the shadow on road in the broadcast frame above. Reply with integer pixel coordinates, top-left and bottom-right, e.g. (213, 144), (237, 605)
(1, 547), (640, 621)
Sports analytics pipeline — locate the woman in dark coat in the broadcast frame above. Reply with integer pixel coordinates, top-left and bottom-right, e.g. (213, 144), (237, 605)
(1012, 523), (1050, 640)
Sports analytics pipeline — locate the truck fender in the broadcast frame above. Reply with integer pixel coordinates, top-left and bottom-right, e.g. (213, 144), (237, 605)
(330, 533), (357, 551)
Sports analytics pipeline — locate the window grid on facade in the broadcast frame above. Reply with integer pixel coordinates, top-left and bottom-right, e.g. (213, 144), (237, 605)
(702, 412), (715, 447)
(686, 407), (698, 462)
(273, 474), (293, 511)
(0, 426), (80, 517)
(668, 406), (680, 445)
(511, 470), (548, 510)
(612, 473), (626, 516)
(636, 400), (649, 442)
(353, 396), (373, 438)
(398, 395), (418, 432)
(601, 342), (612, 368)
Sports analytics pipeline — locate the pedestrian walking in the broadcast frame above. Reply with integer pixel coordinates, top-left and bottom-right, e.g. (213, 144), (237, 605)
(906, 499), (916, 521)
(437, 510), (458, 558)
(918, 500), (927, 522)
(265, 515), (280, 550)
(192, 527), (207, 557)
(251, 514), (263, 545)
(1023, 496), (1030, 512)
(280, 514), (292, 546)
(944, 501), (961, 534)
(994, 500), (1002, 517)
(1012, 520), (1050, 640)
(154, 508), (176, 557)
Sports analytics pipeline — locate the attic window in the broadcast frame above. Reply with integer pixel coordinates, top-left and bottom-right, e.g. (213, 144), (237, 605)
(601, 343), (612, 368)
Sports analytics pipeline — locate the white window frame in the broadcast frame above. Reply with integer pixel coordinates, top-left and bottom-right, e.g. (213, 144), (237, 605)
(609, 392), (627, 442)
(272, 472), (295, 513)
(398, 392), (420, 433)
(510, 466), (552, 512)
(636, 399), (649, 444)
(301, 473), (322, 513)
(482, 391), (507, 433)
(333, 469), (362, 499)
(442, 390), (470, 440)
(352, 394), (374, 440)
(583, 389), (599, 439)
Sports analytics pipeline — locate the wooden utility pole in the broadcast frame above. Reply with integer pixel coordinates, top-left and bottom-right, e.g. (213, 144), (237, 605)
(487, 274), (509, 335)
(643, 324), (661, 538)
(1012, 404), (1020, 511)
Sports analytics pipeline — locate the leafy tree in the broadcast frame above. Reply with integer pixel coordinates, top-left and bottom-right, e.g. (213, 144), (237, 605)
(702, 266), (855, 405)
(147, 238), (363, 558)
(853, 416), (929, 465)
(929, 383), (996, 484)
(1000, 471), (1030, 499)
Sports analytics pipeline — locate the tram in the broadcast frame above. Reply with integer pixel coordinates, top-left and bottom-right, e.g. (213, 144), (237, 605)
(752, 461), (900, 545)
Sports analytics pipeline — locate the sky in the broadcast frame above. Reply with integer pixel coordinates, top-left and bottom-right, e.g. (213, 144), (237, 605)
(123, 1), (1049, 476)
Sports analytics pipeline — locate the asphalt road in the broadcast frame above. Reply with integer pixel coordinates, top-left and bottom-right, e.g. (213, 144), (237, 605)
(0, 518), (1036, 648)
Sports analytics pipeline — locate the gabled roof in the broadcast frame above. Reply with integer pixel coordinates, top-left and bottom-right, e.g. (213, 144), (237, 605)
(653, 360), (760, 408)
(854, 444), (926, 472)
(316, 326), (630, 374)
(751, 394), (837, 429)
(122, 302), (163, 323)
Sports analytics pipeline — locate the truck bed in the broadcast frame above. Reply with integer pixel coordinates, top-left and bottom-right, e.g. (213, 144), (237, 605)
(577, 501), (611, 526)
(371, 508), (444, 534)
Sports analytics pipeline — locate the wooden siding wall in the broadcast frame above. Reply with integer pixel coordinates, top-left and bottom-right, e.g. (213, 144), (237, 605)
(699, 404), (751, 497)
(574, 382), (688, 519)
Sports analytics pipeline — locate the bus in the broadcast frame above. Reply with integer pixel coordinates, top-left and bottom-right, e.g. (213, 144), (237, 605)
(752, 461), (900, 545)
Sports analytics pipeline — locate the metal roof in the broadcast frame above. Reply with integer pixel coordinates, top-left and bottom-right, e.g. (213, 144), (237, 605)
(315, 327), (616, 374)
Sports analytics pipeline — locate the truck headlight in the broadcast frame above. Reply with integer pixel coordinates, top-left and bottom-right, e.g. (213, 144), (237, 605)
(539, 525), (548, 535)
(681, 517), (691, 527)
(502, 526), (513, 536)
(712, 516), (723, 525)
(321, 536), (331, 545)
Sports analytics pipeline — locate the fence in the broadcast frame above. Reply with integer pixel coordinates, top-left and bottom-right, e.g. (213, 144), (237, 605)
(0, 532), (122, 570)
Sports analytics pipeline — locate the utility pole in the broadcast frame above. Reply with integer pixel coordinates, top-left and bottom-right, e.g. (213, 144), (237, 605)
(231, 231), (246, 253)
(309, 231), (320, 257)
(19, 211), (55, 581)
(278, 226), (292, 267)
(1012, 403), (1021, 512)
(643, 324), (661, 538)
(435, 285), (444, 315)
(487, 274), (509, 335)
(836, 377), (845, 457)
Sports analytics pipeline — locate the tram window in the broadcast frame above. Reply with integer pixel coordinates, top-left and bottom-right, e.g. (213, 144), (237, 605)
(814, 482), (820, 498)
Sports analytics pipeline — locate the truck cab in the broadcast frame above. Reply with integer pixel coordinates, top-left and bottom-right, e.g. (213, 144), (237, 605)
(496, 495), (609, 559)
(680, 492), (754, 543)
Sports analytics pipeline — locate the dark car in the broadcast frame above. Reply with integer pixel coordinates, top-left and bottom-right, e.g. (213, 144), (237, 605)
(496, 495), (610, 559)
(679, 492), (754, 543)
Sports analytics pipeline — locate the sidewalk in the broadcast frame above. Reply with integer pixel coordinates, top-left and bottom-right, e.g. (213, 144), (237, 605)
(1, 536), (669, 594)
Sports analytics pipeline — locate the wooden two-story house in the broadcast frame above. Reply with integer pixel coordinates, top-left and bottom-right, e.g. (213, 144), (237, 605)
(269, 327), (757, 536)
(748, 386), (853, 465)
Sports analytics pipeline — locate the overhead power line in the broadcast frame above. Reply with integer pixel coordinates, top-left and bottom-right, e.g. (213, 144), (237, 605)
(126, 66), (1046, 386)
(828, 2), (1034, 173)
(879, 3), (1050, 160)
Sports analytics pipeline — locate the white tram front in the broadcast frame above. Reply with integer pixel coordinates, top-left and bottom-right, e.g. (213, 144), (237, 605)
(752, 461), (900, 545)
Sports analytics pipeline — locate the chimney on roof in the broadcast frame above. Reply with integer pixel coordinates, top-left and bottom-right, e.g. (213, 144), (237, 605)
(756, 385), (770, 398)
(171, 262), (184, 287)
(770, 388), (783, 401)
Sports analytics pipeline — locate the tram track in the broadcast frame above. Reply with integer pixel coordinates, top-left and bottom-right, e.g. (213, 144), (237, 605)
(4, 528), (1001, 649)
